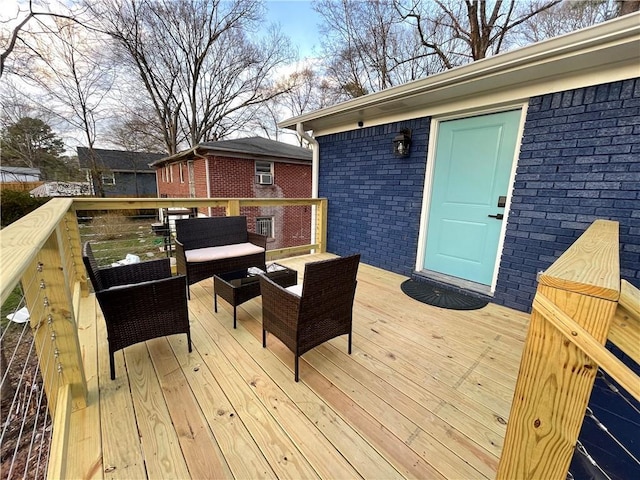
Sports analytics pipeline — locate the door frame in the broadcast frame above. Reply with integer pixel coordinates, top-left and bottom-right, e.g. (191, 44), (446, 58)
(415, 103), (528, 293)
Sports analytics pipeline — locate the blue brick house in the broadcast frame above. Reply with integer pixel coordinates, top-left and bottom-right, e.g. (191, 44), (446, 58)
(281, 13), (639, 314)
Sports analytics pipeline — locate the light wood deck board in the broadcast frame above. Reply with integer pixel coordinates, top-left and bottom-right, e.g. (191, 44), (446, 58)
(68, 254), (529, 479)
(67, 294), (102, 479)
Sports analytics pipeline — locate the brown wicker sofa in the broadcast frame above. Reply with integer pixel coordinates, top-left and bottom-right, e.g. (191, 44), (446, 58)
(82, 242), (191, 379)
(175, 216), (267, 296)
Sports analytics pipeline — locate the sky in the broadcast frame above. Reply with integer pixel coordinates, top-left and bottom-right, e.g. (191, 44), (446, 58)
(1, 0), (323, 55)
(263, 0), (322, 59)
(0, 0), (324, 149)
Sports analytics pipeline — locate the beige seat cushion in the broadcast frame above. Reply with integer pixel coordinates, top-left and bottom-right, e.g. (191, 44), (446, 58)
(185, 243), (265, 263)
(286, 284), (303, 297)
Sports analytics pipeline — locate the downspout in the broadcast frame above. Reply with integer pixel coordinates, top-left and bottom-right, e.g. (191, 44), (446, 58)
(296, 123), (319, 198)
(193, 148), (211, 216)
(296, 122), (319, 252)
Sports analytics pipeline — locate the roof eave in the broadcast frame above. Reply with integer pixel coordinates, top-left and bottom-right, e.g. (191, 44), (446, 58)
(279, 13), (640, 133)
(152, 144), (311, 165)
(150, 147), (200, 167)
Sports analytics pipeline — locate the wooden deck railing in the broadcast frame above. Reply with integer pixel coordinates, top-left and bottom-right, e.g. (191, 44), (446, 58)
(0, 196), (327, 478)
(497, 219), (640, 480)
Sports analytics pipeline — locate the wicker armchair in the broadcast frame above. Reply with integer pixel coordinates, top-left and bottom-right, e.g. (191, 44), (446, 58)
(259, 254), (360, 381)
(175, 216), (267, 297)
(82, 242), (192, 379)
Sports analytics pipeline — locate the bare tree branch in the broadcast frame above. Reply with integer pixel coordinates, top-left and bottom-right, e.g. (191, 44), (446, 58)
(0, 0), (89, 79)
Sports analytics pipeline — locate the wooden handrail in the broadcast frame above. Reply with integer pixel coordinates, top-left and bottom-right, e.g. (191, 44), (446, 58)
(538, 219), (620, 300)
(70, 197), (325, 210)
(619, 279), (640, 316)
(533, 293), (639, 400)
(497, 219), (623, 480)
(608, 280), (640, 364)
(0, 198), (72, 305)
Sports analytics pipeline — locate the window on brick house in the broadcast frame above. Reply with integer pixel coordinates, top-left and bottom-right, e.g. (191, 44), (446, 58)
(256, 217), (274, 238)
(179, 163), (184, 183)
(170, 164), (174, 182)
(255, 161), (273, 185)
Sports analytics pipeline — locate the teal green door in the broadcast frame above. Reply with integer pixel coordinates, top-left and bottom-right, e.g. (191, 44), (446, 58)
(424, 110), (521, 285)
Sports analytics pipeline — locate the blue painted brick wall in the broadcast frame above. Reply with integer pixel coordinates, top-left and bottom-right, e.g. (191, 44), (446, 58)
(317, 78), (639, 313)
(496, 78), (640, 311)
(317, 118), (429, 276)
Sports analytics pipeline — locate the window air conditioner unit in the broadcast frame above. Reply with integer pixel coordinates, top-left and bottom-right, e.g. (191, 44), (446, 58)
(257, 173), (273, 185)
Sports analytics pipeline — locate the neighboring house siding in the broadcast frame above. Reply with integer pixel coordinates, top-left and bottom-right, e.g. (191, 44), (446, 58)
(317, 79), (639, 314)
(209, 156), (312, 249)
(210, 156), (254, 198)
(156, 155), (312, 250)
(194, 160), (208, 198)
(104, 172), (156, 197)
(157, 162), (190, 197)
(317, 118), (430, 274)
(497, 78), (640, 311)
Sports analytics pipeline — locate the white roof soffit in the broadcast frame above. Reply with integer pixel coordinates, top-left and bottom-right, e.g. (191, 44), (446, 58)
(280, 13), (640, 134)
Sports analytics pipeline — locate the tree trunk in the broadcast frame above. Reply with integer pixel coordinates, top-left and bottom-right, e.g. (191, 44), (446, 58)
(1, 338), (15, 402)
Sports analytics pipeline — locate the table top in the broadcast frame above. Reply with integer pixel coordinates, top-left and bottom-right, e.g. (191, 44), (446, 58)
(215, 264), (295, 288)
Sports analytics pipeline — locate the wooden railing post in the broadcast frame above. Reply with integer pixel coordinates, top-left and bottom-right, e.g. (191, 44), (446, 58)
(63, 210), (88, 296)
(22, 227), (88, 414)
(316, 198), (328, 253)
(226, 199), (241, 217)
(497, 220), (619, 479)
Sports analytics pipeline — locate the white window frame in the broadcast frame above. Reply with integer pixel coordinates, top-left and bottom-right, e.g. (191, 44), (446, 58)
(255, 161), (273, 184)
(101, 172), (115, 186)
(179, 163), (184, 183)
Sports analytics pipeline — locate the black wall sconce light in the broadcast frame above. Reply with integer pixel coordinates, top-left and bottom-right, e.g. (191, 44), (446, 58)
(393, 129), (411, 157)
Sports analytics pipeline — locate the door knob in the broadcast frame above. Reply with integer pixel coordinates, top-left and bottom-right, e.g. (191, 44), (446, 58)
(488, 214), (504, 220)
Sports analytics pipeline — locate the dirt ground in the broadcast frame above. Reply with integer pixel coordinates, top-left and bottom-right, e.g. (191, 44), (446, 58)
(1, 325), (50, 480)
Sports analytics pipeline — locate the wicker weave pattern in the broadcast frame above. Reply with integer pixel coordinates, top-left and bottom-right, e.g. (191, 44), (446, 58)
(82, 242), (192, 379)
(260, 254), (360, 381)
(175, 216), (267, 293)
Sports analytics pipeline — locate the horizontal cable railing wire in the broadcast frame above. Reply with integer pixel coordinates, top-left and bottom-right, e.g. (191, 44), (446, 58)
(79, 206), (315, 267)
(569, 364), (640, 479)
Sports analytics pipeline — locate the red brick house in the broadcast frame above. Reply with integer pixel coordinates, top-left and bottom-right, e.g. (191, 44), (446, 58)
(151, 137), (313, 251)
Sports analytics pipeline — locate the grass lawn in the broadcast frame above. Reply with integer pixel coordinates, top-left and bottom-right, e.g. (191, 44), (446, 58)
(80, 213), (171, 266)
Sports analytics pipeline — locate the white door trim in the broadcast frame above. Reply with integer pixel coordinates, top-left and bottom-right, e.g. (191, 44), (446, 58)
(415, 103), (529, 293)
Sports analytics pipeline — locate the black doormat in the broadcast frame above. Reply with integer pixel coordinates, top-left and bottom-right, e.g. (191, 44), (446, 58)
(400, 280), (489, 310)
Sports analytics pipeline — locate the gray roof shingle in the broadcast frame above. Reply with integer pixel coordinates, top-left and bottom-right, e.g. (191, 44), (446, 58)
(77, 148), (164, 172)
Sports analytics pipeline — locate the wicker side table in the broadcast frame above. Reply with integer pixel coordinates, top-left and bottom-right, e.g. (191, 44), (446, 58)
(214, 264), (297, 328)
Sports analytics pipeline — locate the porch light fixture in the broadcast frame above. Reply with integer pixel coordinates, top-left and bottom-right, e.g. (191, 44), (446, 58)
(393, 129), (411, 157)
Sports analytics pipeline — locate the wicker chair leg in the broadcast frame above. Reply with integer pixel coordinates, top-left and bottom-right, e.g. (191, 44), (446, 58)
(187, 333), (192, 353)
(294, 355), (299, 382)
(262, 329), (267, 348)
(110, 353), (116, 380)
(348, 331), (352, 355)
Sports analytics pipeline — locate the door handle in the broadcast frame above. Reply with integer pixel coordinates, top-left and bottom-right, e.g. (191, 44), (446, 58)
(488, 214), (504, 220)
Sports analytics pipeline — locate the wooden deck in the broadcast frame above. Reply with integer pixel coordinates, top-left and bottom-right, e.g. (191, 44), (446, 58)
(66, 253), (530, 479)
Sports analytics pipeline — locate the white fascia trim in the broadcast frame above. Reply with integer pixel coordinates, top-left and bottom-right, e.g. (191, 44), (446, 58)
(313, 61), (638, 137)
(279, 13), (639, 133)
